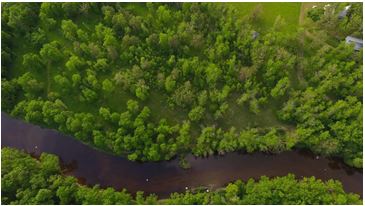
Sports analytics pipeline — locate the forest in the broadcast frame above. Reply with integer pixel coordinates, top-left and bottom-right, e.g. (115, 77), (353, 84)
(1, 148), (362, 205)
(2, 2), (362, 167)
(0, 2), (363, 205)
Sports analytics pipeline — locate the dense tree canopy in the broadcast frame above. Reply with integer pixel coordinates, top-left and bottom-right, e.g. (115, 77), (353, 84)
(1, 2), (362, 167)
(1, 148), (362, 205)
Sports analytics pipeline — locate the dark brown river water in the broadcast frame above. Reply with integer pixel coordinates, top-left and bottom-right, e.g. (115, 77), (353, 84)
(1, 112), (363, 198)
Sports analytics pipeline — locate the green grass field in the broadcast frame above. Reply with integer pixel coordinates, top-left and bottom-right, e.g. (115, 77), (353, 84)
(227, 2), (301, 33)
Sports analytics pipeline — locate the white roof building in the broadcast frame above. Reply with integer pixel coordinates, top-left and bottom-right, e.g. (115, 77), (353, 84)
(338, 5), (351, 19)
(345, 36), (363, 51)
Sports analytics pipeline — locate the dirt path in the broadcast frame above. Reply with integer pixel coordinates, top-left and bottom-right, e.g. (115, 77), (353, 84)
(299, 2), (317, 26)
(295, 2), (318, 87)
(299, 3), (306, 25)
(296, 3), (308, 87)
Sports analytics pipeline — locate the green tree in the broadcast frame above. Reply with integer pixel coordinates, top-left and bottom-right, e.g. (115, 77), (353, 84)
(66, 55), (85, 71)
(99, 107), (111, 121)
(307, 7), (324, 22)
(39, 153), (60, 175)
(127, 99), (139, 113)
(225, 183), (240, 204)
(188, 106), (205, 121)
(17, 72), (43, 98)
(271, 77), (290, 98)
(94, 58), (108, 72)
(61, 19), (78, 40)
(135, 80), (149, 101)
(40, 41), (63, 63)
(5, 3), (38, 33)
(102, 79), (114, 94)
(23, 53), (42, 71)
(164, 75), (176, 92)
(205, 63), (221, 87)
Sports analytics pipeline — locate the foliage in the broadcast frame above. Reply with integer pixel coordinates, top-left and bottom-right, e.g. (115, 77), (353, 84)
(2, 148), (362, 205)
(307, 6), (324, 22)
(164, 175), (361, 205)
(1, 2), (362, 166)
(279, 42), (363, 167)
(308, 3), (363, 38)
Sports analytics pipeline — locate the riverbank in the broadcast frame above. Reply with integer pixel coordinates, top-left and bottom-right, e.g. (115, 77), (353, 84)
(2, 113), (362, 197)
(2, 147), (362, 205)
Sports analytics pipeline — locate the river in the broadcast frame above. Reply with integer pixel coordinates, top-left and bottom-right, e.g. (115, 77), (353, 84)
(1, 112), (362, 198)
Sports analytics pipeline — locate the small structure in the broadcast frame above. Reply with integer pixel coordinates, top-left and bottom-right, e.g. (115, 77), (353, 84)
(338, 5), (351, 19)
(252, 31), (259, 40)
(345, 36), (363, 51)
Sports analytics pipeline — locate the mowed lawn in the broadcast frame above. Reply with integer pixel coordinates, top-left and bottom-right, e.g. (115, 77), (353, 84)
(227, 2), (302, 33)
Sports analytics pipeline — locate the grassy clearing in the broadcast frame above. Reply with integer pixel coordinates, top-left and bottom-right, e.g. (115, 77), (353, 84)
(223, 98), (284, 129)
(124, 3), (148, 16)
(227, 2), (301, 33)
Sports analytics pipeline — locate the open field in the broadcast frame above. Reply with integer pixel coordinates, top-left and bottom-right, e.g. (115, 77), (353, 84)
(228, 2), (301, 33)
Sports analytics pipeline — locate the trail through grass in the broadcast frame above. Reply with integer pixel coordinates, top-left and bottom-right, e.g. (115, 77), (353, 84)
(227, 2), (301, 33)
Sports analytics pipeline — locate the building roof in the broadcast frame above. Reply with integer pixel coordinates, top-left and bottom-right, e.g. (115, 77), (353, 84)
(345, 36), (363, 51)
(338, 5), (351, 19)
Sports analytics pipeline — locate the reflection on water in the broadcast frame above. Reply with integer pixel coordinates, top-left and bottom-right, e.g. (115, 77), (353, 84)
(1, 112), (363, 198)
